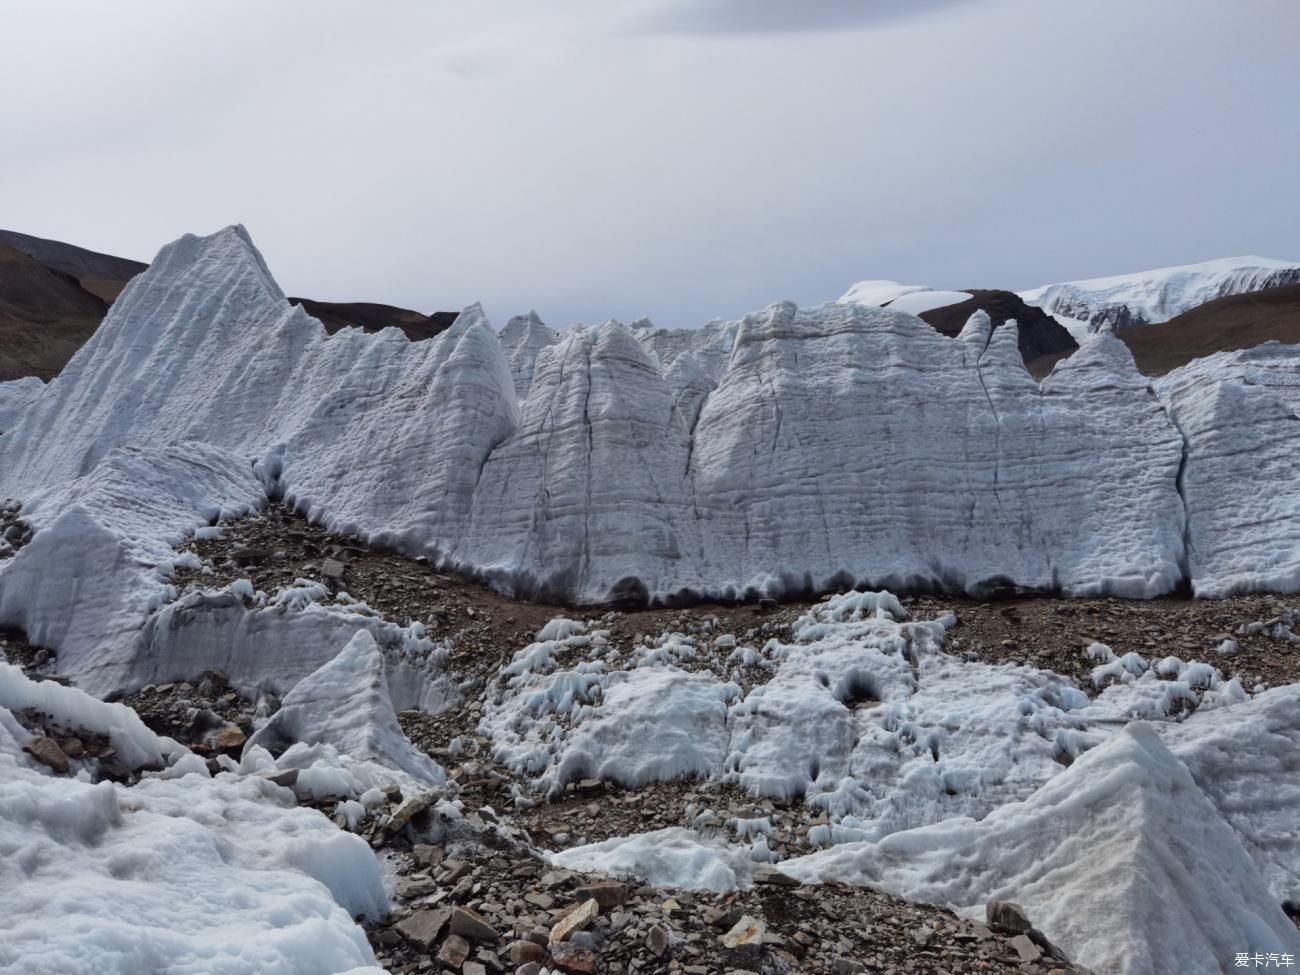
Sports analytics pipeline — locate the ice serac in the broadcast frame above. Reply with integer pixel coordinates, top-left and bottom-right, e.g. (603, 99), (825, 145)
(1163, 685), (1300, 906)
(136, 582), (451, 707)
(1036, 326), (1187, 597)
(274, 301), (519, 555)
(0, 226), (295, 492)
(0, 442), (265, 696)
(632, 317), (738, 383)
(1021, 255), (1300, 333)
(688, 303), (1184, 599)
(783, 725), (1300, 975)
(464, 323), (697, 602)
(0, 225), (520, 561)
(4, 224), (1291, 609)
(498, 310), (559, 401)
(248, 630), (444, 784)
(1156, 344), (1300, 596)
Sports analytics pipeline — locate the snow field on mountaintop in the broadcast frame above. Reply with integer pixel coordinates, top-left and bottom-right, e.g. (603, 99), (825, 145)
(1019, 255), (1300, 330)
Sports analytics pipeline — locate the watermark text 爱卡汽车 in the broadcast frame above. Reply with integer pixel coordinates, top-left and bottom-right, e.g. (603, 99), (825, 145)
(1236, 953), (1295, 968)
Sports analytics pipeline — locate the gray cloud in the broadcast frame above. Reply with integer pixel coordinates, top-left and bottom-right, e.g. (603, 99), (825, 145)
(647, 0), (982, 34)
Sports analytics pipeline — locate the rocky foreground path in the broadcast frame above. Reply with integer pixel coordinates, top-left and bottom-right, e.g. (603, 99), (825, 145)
(12, 500), (1300, 973)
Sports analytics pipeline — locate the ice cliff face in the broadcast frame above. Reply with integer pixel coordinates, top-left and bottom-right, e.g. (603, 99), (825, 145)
(1155, 343), (1300, 597)
(1021, 256), (1300, 333)
(688, 304), (1183, 599)
(2, 226), (1297, 622)
(464, 323), (697, 602)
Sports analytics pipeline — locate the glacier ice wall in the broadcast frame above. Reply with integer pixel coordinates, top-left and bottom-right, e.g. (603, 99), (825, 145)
(687, 304), (1184, 599)
(463, 323), (698, 601)
(2, 225), (1297, 615)
(1156, 344), (1300, 597)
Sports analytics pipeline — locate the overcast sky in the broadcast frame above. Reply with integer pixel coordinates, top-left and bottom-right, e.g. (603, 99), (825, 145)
(3, 0), (1297, 328)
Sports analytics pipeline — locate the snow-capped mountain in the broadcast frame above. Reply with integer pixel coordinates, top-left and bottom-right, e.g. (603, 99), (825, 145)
(837, 279), (974, 316)
(1020, 256), (1300, 335)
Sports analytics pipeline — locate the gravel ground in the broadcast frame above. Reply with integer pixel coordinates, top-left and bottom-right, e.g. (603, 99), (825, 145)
(10, 500), (1300, 973)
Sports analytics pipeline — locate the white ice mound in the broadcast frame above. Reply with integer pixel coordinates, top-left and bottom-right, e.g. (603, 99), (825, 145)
(1020, 255), (1300, 332)
(836, 280), (973, 316)
(137, 579), (452, 706)
(783, 724), (1300, 975)
(484, 591), (1237, 843)
(0, 442), (264, 694)
(0, 680), (386, 974)
(1156, 344), (1300, 596)
(836, 279), (935, 307)
(248, 630), (444, 784)
(549, 827), (756, 892)
(0, 662), (173, 770)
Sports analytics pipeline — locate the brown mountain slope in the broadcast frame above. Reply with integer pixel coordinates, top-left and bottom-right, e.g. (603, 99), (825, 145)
(0, 242), (110, 382)
(917, 289), (1079, 377)
(0, 229), (147, 303)
(1118, 283), (1300, 375)
(287, 298), (458, 342)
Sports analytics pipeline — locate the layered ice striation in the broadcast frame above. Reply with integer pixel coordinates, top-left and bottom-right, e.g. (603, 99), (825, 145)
(1, 225), (1297, 639)
(465, 322), (698, 602)
(0, 376), (43, 435)
(1156, 343), (1300, 597)
(687, 305), (1185, 599)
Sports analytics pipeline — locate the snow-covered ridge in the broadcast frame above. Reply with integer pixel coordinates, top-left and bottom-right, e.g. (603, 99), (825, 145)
(2, 227), (1299, 622)
(836, 279), (973, 316)
(1020, 256), (1300, 333)
(837, 279), (935, 307)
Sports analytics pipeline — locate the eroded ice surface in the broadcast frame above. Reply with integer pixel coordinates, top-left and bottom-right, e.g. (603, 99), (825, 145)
(783, 725), (1300, 975)
(0, 666), (387, 975)
(482, 592), (1250, 842)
